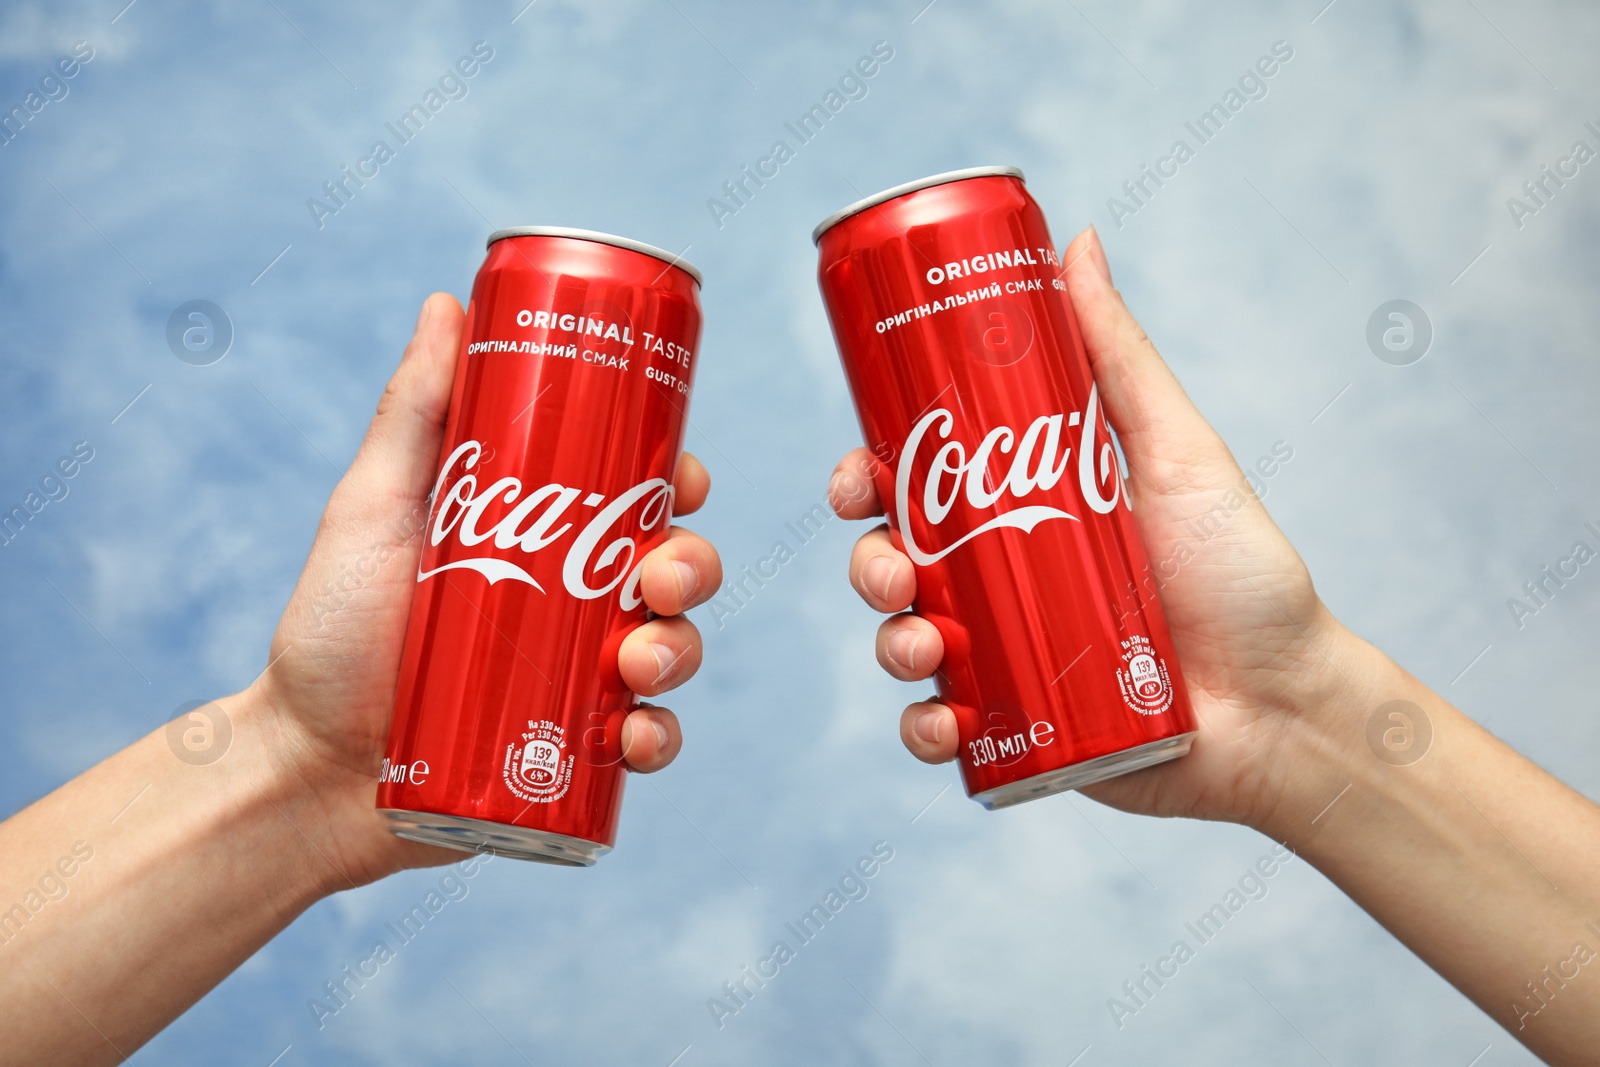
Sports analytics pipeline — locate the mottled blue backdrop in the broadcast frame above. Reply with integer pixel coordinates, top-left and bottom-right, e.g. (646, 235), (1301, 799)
(2, 1), (1597, 1063)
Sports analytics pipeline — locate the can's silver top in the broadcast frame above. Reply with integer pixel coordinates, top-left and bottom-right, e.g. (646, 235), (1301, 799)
(487, 226), (702, 286)
(811, 166), (1026, 245)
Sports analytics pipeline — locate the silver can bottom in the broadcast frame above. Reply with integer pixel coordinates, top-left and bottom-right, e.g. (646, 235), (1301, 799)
(379, 809), (610, 867)
(972, 732), (1197, 811)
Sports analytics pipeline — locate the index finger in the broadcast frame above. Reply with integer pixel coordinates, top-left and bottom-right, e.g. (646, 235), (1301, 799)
(673, 451), (710, 515)
(829, 447), (885, 520)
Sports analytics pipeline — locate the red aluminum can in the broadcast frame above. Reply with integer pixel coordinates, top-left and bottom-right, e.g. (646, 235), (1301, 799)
(377, 227), (702, 864)
(814, 167), (1196, 808)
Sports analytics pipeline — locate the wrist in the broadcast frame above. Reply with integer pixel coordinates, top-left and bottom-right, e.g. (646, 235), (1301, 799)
(233, 680), (404, 894)
(118, 688), (351, 925)
(1242, 610), (1416, 844)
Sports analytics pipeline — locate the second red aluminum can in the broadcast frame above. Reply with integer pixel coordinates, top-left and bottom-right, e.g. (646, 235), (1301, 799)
(377, 227), (702, 864)
(814, 167), (1197, 808)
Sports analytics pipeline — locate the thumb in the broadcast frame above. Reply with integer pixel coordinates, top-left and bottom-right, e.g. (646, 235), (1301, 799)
(266, 291), (466, 669)
(1060, 228), (1237, 499)
(323, 292), (467, 541)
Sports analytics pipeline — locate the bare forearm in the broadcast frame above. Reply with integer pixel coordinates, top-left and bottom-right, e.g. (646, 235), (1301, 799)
(0, 689), (341, 1066)
(1263, 628), (1600, 1064)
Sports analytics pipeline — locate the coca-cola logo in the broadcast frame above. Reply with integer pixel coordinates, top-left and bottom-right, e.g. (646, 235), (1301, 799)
(418, 440), (672, 610)
(894, 383), (1126, 566)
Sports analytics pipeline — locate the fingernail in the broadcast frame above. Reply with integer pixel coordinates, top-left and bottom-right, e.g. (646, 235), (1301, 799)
(863, 556), (898, 603)
(913, 710), (943, 745)
(670, 559), (699, 602)
(887, 629), (922, 672)
(1064, 228), (1095, 273)
(650, 642), (683, 685)
(414, 296), (433, 334)
(1086, 225), (1112, 283)
(650, 718), (669, 751)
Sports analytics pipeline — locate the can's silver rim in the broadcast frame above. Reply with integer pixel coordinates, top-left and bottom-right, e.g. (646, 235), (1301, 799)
(811, 166), (1026, 244)
(487, 226), (702, 286)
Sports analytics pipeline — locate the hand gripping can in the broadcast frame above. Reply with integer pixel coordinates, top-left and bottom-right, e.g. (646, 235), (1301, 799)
(814, 167), (1196, 809)
(377, 227), (702, 864)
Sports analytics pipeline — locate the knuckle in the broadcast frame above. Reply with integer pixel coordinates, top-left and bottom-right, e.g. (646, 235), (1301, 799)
(374, 374), (405, 419)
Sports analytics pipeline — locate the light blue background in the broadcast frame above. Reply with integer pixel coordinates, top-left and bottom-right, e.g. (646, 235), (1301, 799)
(2, 1), (1597, 1063)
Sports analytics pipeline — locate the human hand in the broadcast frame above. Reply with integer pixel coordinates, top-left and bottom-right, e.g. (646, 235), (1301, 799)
(241, 293), (720, 887)
(829, 226), (1350, 830)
